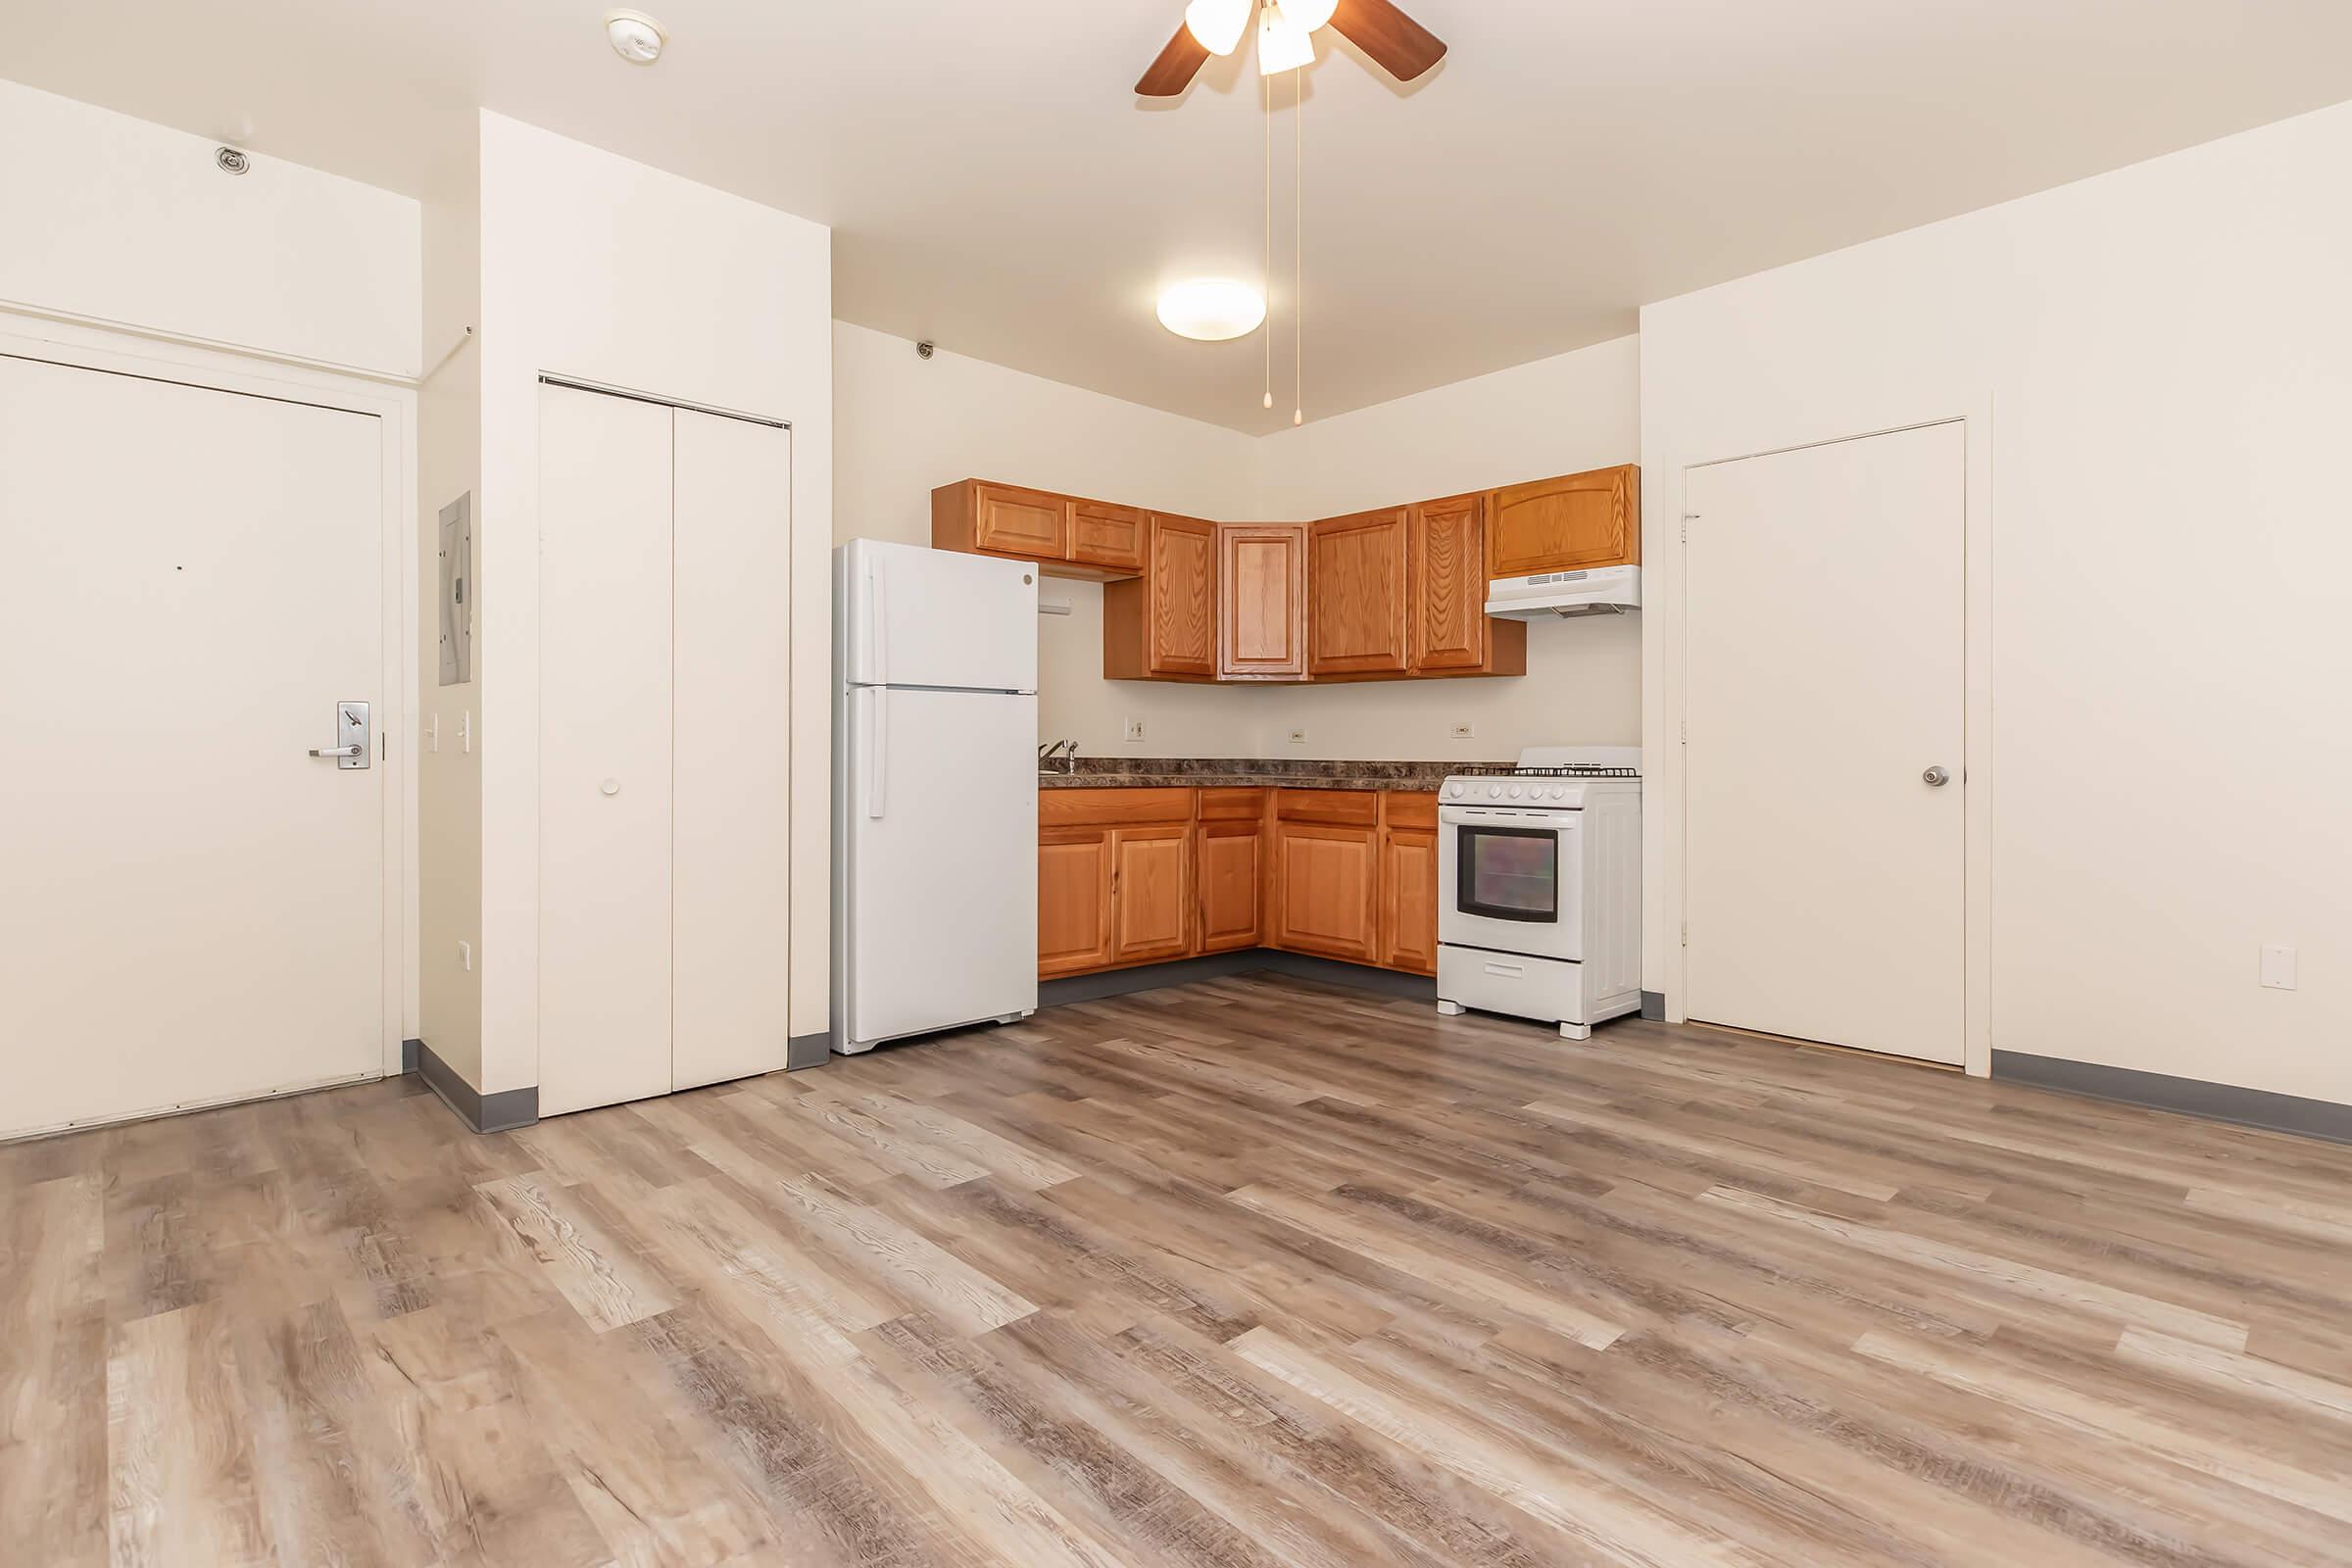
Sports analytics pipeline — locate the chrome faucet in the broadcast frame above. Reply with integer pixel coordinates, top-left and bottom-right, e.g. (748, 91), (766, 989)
(1039, 738), (1078, 773)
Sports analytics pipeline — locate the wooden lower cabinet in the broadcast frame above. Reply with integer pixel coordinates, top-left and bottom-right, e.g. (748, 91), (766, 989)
(1196, 820), (1263, 953)
(1109, 825), (1191, 964)
(1040, 786), (1436, 981)
(1270, 820), (1382, 963)
(1379, 826), (1441, 976)
(1038, 829), (1115, 977)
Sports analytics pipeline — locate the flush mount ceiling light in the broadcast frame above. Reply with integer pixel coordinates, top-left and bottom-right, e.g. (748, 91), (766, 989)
(1156, 279), (1267, 342)
(604, 9), (667, 64)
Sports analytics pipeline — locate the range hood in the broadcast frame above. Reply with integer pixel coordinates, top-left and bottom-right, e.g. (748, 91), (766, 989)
(1485, 564), (1641, 619)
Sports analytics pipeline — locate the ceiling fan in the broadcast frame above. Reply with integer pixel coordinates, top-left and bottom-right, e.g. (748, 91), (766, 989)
(1136, 0), (1446, 96)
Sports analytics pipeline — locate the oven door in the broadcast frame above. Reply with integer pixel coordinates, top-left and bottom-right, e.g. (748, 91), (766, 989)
(1438, 806), (1583, 963)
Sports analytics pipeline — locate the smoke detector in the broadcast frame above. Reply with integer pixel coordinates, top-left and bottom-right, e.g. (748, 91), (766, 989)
(604, 10), (667, 64)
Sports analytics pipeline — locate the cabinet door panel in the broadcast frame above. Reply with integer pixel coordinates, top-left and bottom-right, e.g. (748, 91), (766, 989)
(1271, 822), (1380, 962)
(1219, 523), (1307, 680)
(1380, 827), (1440, 976)
(1308, 510), (1410, 676)
(974, 482), (1069, 561)
(1148, 514), (1217, 675)
(1071, 501), (1147, 573)
(1040, 829), (1114, 977)
(1110, 826), (1191, 964)
(1487, 466), (1641, 577)
(1197, 822), (1262, 954)
(1410, 495), (1487, 673)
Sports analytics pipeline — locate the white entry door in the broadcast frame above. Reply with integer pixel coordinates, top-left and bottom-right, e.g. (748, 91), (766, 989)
(1684, 422), (1966, 1064)
(0, 352), (389, 1136)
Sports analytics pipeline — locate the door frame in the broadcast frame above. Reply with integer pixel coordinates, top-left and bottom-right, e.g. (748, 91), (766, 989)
(1673, 412), (1993, 1078)
(1, 310), (418, 1088)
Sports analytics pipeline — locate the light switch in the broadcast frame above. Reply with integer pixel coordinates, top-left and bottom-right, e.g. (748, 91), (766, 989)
(461, 710), (472, 755)
(2260, 943), (2297, 991)
(426, 713), (439, 754)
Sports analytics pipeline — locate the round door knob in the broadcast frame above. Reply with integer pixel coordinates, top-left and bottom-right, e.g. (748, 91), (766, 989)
(600, 778), (621, 797)
(1922, 765), (1951, 788)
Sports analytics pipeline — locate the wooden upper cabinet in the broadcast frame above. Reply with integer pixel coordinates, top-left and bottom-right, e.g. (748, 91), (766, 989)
(1487, 465), (1641, 578)
(932, 479), (1143, 581)
(972, 481), (1066, 561)
(1104, 514), (1216, 680)
(1069, 501), (1147, 574)
(1218, 523), (1308, 681)
(1409, 494), (1487, 673)
(1307, 509), (1410, 677)
(1039, 828), (1115, 978)
(1108, 825), (1191, 964)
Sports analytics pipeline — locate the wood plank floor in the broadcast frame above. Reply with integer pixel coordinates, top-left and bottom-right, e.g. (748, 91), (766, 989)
(6, 973), (2351, 1566)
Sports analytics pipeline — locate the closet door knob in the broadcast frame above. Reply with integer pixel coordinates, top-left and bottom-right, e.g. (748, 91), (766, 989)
(600, 779), (621, 797)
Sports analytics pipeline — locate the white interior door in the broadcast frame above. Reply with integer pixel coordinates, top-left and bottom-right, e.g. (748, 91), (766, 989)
(0, 352), (388, 1136)
(672, 409), (792, 1091)
(538, 383), (674, 1116)
(1684, 422), (1966, 1064)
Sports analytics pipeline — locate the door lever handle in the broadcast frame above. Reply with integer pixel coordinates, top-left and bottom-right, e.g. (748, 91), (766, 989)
(310, 745), (364, 759)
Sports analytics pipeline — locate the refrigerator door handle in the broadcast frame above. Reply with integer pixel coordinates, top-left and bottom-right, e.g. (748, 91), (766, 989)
(868, 686), (888, 819)
(868, 555), (889, 686)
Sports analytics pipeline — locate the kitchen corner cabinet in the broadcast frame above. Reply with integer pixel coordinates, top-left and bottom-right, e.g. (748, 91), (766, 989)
(1306, 510), (1411, 677)
(1103, 514), (1217, 680)
(1486, 464), (1641, 578)
(1217, 523), (1309, 680)
(1267, 789), (1384, 962)
(1196, 818), (1264, 953)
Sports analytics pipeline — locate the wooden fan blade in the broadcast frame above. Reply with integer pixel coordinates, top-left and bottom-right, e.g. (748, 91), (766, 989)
(1329, 0), (1447, 81)
(1136, 24), (1212, 96)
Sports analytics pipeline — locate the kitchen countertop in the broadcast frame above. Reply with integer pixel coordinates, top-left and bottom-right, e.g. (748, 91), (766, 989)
(1037, 759), (1495, 792)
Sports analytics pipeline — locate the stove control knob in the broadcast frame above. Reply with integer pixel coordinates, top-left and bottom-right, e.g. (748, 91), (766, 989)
(1488, 784), (1503, 799)
(1446, 782), (1464, 799)
(1507, 784), (1524, 799)
(1550, 786), (1567, 800)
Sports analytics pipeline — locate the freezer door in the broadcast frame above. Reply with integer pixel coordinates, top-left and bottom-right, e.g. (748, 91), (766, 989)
(841, 537), (1038, 692)
(844, 686), (1038, 1048)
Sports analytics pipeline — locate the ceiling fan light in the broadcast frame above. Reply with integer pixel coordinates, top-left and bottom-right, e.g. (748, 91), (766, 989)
(1183, 0), (1254, 56)
(1287, 0), (1340, 30)
(1157, 279), (1267, 342)
(1257, 1), (1317, 73)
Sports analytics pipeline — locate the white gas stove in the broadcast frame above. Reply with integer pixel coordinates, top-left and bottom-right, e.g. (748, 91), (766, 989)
(1436, 746), (1642, 1040)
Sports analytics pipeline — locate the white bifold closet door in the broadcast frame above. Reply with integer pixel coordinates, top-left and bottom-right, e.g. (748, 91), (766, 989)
(537, 382), (792, 1117)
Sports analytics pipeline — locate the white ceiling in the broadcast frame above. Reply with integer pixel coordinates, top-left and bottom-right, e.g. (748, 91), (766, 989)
(12, 2), (2352, 431)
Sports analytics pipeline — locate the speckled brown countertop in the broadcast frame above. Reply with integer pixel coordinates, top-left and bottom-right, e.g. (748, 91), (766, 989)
(1036, 758), (1494, 791)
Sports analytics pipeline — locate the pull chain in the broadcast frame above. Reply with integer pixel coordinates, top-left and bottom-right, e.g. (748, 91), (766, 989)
(1262, 62), (1274, 412)
(1294, 64), (1303, 427)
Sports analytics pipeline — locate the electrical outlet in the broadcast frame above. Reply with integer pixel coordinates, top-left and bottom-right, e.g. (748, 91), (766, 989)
(1123, 717), (1146, 744)
(1449, 721), (1476, 740)
(1288, 727), (1308, 746)
(2260, 943), (2297, 991)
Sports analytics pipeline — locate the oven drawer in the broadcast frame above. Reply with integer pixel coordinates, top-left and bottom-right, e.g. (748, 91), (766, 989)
(1438, 945), (1591, 1027)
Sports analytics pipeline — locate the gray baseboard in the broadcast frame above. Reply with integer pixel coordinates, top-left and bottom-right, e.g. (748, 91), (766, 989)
(1991, 1051), (2352, 1146)
(401, 1037), (421, 1074)
(415, 1040), (539, 1135)
(1640, 990), (1666, 1021)
(1040, 949), (1437, 1008)
(787, 1031), (831, 1071)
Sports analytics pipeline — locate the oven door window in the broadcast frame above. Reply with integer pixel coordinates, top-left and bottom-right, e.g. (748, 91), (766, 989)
(1456, 825), (1558, 922)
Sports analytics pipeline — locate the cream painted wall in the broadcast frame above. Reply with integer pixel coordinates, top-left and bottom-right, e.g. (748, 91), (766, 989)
(0, 79), (420, 375)
(476, 112), (832, 1096)
(1641, 98), (2352, 1103)
(834, 320), (1266, 757)
(834, 321), (1641, 761)
(416, 130), (483, 1088)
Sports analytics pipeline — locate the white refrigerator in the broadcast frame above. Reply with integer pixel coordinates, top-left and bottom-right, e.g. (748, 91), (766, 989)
(832, 538), (1040, 1054)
